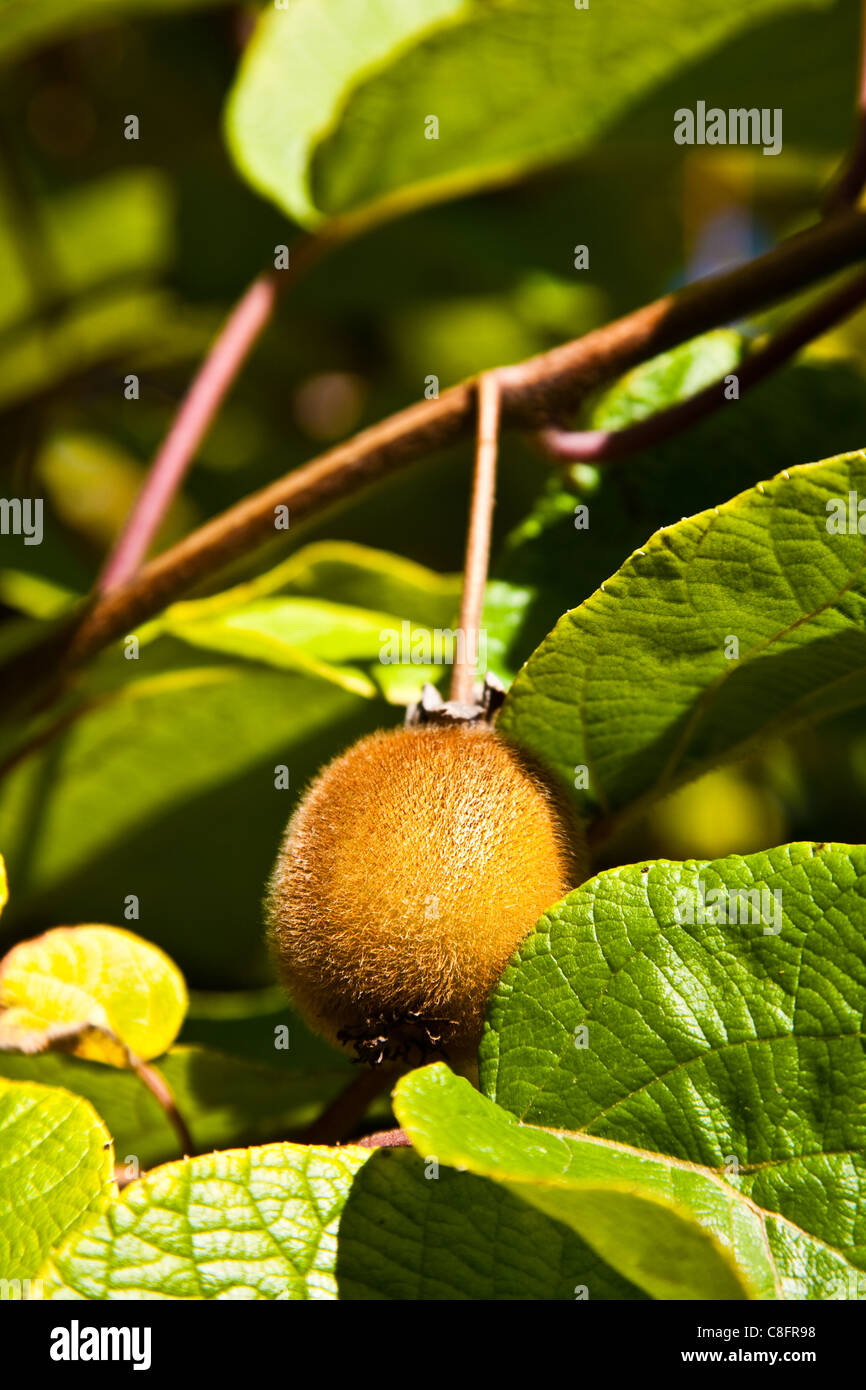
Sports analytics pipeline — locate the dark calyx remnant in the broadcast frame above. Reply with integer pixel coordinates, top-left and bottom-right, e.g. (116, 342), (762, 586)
(405, 673), (505, 729)
(337, 1011), (460, 1067)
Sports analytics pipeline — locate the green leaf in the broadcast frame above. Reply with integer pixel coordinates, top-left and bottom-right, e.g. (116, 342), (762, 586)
(158, 540), (462, 633)
(37, 432), (197, 557)
(163, 598), (392, 698)
(586, 329), (745, 431)
(480, 579), (536, 684)
(0, 286), (187, 411)
(226, 0), (467, 229)
(0, 171), (210, 409)
(0, 924), (187, 1064)
(39, 1142), (369, 1299)
(227, 0), (834, 229)
(498, 452), (866, 831)
(148, 542), (467, 704)
(162, 597), (450, 701)
(395, 1065), (777, 1301)
(0, 0), (235, 65)
(336, 1146), (645, 1300)
(0, 170), (171, 334)
(480, 843), (866, 1299)
(497, 352), (866, 675)
(0, 1079), (114, 1285)
(0, 1045), (349, 1169)
(0, 570), (78, 621)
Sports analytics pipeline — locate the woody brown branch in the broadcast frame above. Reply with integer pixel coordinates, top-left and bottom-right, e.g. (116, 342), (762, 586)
(12, 205), (866, 695)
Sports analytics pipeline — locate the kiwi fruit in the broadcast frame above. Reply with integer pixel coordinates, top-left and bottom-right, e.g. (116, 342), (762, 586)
(267, 706), (586, 1063)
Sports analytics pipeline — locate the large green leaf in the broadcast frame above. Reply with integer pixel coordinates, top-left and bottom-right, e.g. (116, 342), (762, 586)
(480, 843), (866, 1299)
(39, 1142), (369, 1299)
(226, 0), (836, 230)
(162, 599), (452, 701)
(226, 0), (466, 229)
(0, 1044), (348, 1168)
(394, 1065), (786, 1300)
(499, 453), (866, 833)
(336, 1146), (645, 1300)
(0, 0), (236, 64)
(0, 1079), (114, 1285)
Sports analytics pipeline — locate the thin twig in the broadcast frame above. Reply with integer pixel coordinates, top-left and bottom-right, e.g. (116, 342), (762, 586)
(98, 233), (335, 595)
(451, 372), (500, 704)
(825, 0), (866, 213)
(537, 269), (866, 463)
(298, 1063), (400, 1146)
(356, 1128), (411, 1148)
(98, 274), (279, 593)
(129, 1054), (194, 1157)
(5, 205), (866, 711)
(114, 1163), (145, 1190)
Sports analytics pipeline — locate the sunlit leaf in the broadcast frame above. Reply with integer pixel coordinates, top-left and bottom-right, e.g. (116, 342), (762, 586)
(499, 453), (866, 832)
(0, 924), (187, 1064)
(0, 1078), (114, 1285)
(227, 0), (836, 229)
(39, 1142), (369, 1300)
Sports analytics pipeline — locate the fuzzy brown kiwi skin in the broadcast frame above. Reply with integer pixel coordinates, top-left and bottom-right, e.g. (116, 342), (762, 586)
(266, 722), (587, 1064)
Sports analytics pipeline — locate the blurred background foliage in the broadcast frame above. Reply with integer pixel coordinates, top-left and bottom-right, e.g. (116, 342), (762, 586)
(0, 0), (864, 1042)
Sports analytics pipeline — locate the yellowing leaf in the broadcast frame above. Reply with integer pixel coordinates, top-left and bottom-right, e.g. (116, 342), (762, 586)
(0, 925), (187, 1065)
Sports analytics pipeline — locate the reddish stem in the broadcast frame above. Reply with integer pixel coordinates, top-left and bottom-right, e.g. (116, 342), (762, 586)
(97, 232), (334, 595)
(299, 1064), (400, 1146)
(537, 269), (866, 464)
(451, 372), (500, 704)
(98, 273), (281, 593)
(130, 1054), (194, 1157)
(356, 1129), (411, 1148)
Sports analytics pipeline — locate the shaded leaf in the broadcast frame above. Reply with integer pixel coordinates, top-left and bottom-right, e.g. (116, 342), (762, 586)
(395, 1065), (778, 1300)
(0, 571), (78, 621)
(0, 0), (236, 65)
(151, 541), (465, 703)
(156, 540), (462, 632)
(0, 1044), (349, 1169)
(586, 329), (744, 431)
(162, 597), (440, 700)
(226, 0), (466, 229)
(0, 662), (388, 985)
(336, 1146), (645, 1300)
